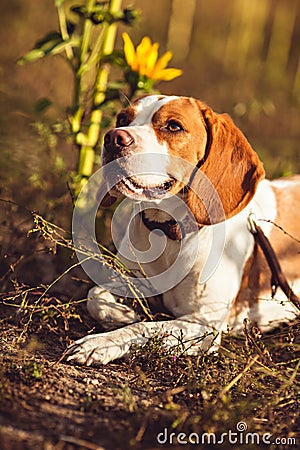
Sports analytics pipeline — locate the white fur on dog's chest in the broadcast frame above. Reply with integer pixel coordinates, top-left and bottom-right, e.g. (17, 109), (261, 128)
(123, 180), (277, 319)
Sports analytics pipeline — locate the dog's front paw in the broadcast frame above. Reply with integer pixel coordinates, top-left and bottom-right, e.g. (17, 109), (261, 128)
(65, 332), (130, 366)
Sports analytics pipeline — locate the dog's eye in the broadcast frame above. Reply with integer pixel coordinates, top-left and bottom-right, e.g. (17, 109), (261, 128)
(165, 120), (184, 132)
(116, 114), (129, 128)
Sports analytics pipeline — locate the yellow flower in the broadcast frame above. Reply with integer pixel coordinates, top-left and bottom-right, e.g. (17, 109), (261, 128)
(122, 32), (182, 82)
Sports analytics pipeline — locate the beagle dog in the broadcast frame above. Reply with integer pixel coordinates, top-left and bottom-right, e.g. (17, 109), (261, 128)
(66, 95), (300, 365)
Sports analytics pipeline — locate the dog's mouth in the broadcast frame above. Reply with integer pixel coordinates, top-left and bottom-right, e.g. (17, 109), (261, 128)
(116, 175), (176, 200)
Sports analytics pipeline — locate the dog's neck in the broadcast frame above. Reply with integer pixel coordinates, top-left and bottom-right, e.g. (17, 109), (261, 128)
(141, 206), (199, 241)
(141, 210), (182, 240)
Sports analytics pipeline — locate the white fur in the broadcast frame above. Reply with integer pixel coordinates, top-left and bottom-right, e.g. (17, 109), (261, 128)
(114, 95), (179, 189)
(66, 179), (298, 366)
(132, 95), (179, 123)
(66, 98), (299, 366)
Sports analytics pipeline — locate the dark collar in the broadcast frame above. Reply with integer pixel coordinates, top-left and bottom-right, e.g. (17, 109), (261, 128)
(141, 211), (199, 240)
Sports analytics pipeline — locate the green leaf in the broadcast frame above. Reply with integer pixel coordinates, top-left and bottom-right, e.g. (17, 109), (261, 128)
(18, 32), (80, 64)
(35, 31), (63, 49)
(18, 48), (45, 64)
(48, 37), (80, 56)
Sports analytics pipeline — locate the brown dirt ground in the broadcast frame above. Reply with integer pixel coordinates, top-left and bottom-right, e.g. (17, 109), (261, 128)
(0, 303), (177, 450)
(0, 298), (299, 450)
(0, 209), (299, 450)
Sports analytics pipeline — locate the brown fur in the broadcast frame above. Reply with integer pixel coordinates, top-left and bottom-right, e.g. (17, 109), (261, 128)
(150, 97), (265, 225)
(186, 100), (265, 225)
(233, 175), (300, 314)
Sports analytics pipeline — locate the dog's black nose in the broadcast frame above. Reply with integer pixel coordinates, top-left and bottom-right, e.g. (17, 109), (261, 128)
(104, 129), (134, 153)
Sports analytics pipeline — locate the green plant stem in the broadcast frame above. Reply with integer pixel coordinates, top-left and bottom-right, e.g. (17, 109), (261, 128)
(72, 0), (96, 135)
(80, 0), (96, 68)
(75, 0), (123, 191)
(57, 3), (74, 60)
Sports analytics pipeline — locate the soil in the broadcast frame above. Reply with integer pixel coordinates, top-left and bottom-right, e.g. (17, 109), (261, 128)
(0, 305), (175, 450)
(0, 210), (299, 450)
(1, 299), (299, 450)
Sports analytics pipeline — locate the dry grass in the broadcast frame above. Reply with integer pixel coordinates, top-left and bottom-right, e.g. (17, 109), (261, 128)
(0, 207), (299, 449)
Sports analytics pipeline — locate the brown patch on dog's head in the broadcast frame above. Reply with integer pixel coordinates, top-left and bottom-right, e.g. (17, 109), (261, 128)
(186, 101), (265, 225)
(99, 95), (265, 219)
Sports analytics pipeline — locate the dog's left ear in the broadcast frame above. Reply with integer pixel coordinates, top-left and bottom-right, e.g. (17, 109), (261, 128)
(187, 103), (265, 225)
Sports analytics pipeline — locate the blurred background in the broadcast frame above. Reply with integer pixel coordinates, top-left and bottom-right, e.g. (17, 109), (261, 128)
(0, 0), (299, 286)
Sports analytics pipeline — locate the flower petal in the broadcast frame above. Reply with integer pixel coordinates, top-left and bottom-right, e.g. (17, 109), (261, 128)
(136, 37), (156, 76)
(136, 37), (152, 63)
(153, 51), (173, 72)
(122, 32), (136, 70)
(146, 42), (159, 74)
(152, 68), (183, 81)
(122, 33), (183, 83)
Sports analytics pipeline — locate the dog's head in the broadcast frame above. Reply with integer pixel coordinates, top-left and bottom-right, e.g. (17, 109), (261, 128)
(100, 95), (265, 225)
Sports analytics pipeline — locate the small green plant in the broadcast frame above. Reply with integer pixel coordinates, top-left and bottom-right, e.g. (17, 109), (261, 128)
(114, 382), (137, 413)
(19, 0), (182, 196)
(6, 358), (44, 385)
(23, 360), (43, 381)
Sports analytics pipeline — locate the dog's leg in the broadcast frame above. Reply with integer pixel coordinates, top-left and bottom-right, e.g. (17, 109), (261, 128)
(86, 286), (140, 330)
(65, 315), (219, 366)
